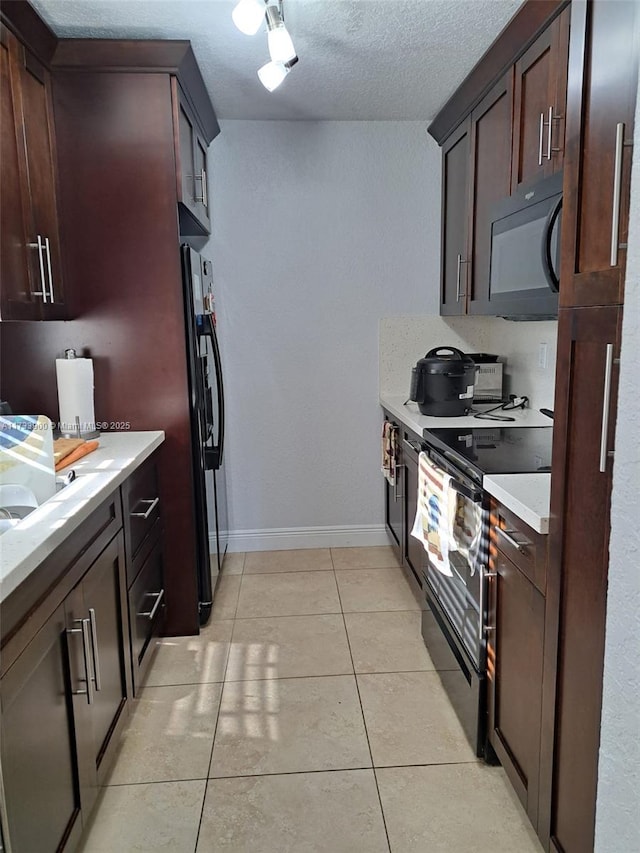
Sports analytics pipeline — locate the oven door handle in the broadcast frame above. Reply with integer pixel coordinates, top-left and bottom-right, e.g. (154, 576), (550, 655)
(424, 447), (483, 503)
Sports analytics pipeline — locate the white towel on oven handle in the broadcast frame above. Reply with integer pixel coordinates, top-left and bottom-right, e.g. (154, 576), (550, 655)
(449, 487), (484, 577)
(410, 451), (455, 578)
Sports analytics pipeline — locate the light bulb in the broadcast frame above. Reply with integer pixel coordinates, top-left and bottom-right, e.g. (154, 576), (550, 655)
(257, 61), (289, 92)
(267, 22), (296, 63)
(232, 0), (265, 36)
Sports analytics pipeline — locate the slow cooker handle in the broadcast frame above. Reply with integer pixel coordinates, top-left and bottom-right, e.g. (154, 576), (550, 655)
(425, 347), (466, 360)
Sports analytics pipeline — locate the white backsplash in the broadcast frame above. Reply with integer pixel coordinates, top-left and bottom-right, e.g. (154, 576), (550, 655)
(379, 315), (558, 411)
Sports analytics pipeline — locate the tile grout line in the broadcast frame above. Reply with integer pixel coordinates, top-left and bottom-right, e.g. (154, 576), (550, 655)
(193, 568), (241, 852)
(101, 756), (484, 788)
(142, 664), (460, 690)
(331, 556), (393, 853)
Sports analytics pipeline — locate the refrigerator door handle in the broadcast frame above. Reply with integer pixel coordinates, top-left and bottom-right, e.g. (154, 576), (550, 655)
(200, 313), (225, 469)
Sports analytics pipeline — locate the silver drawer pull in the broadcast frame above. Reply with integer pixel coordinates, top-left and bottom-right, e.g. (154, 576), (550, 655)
(67, 618), (94, 705)
(495, 526), (530, 552)
(130, 497), (160, 519)
(610, 123), (624, 266)
(138, 588), (165, 621)
(599, 343), (615, 472)
(88, 607), (102, 691)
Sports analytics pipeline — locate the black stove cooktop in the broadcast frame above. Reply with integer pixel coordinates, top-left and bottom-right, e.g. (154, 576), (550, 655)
(424, 426), (553, 481)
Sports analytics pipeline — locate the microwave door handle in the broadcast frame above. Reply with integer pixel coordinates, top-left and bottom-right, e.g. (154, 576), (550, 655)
(541, 196), (562, 292)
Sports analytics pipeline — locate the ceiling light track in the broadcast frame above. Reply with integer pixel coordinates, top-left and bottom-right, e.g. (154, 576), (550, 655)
(232, 0), (299, 92)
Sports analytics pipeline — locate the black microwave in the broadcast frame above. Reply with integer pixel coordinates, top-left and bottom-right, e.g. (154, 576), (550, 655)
(488, 172), (562, 319)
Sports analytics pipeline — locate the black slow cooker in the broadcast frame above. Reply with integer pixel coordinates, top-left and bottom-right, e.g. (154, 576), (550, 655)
(409, 347), (478, 417)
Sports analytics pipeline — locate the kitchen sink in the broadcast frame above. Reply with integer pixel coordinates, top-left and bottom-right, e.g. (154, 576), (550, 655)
(0, 472), (77, 536)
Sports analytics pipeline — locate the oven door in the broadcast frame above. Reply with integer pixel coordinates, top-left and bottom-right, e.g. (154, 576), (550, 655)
(421, 448), (488, 670)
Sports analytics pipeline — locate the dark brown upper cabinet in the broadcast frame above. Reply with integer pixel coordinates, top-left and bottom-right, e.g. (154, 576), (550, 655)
(511, 6), (570, 194)
(431, 1), (570, 319)
(440, 73), (514, 316)
(440, 119), (471, 315)
(174, 80), (211, 236)
(0, 24), (66, 322)
(467, 73), (514, 313)
(559, 0), (638, 308)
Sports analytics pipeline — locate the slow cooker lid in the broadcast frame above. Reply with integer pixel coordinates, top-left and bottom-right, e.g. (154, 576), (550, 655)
(415, 346), (477, 376)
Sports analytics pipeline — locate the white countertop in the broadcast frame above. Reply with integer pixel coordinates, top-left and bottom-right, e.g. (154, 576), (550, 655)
(0, 431), (165, 603)
(380, 394), (555, 435)
(483, 473), (551, 534)
(380, 394), (552, 534)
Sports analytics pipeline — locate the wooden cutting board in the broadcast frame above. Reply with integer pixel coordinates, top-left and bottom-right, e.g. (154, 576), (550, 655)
(53, 437), (85, 463)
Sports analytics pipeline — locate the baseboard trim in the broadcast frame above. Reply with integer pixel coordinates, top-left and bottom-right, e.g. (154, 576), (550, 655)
(210, 524), (389, 553)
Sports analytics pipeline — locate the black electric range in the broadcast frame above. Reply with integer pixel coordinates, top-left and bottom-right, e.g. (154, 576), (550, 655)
(417, 425), (553, 761)
(423, 426), (553, 485)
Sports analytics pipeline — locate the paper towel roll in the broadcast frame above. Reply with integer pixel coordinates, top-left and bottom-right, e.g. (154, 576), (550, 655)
(56, 355), (98, 438)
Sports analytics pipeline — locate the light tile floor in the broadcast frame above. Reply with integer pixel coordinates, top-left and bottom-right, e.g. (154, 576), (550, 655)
(79, 546), (542, 852)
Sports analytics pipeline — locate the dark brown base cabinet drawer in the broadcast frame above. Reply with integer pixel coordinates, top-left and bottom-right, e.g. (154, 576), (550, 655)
(492, 501), (548, 595)
(122, 455), (161, 580)
(129, 538), (165, 693)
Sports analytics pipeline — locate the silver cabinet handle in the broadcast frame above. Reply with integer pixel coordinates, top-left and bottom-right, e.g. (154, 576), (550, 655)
(547, 107), (564, 159)
(481, 570), (497, 637)
(138, 588), (165, 620)
(88, 607), (102, 691)
(456, 254), (468, 301)
(538, 112), (545, 166)
(67, 618), (94, 705)
(44, 236), (55, 303)
(130, 497), (160, 519)
(393, 464), (405, 501)
(599, 343), (615, 472)
(195, 168), (207, 206)
(29, 236), (48, 302)
(611, 123), (625, 266)
(495, 526), (530, 552)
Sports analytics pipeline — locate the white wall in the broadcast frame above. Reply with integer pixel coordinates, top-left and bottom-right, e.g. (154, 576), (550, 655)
(595, 66), (640, 853)
(209, 120), (441, 550)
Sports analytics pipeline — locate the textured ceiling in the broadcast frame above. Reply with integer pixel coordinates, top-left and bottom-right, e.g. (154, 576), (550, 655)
(31, 0), (525, 120)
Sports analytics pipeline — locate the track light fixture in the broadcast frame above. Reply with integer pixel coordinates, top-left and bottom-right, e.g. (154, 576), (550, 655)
(232, 0), (299, 92)
(231, 0), (266, 35)
(257, 56), (298, 92)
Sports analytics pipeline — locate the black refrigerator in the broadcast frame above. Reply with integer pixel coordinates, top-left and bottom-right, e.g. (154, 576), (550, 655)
(181, 245), (228, 625)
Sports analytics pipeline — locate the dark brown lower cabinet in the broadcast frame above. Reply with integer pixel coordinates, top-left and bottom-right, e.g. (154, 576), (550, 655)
(129, 536), (166, 693)
(65, 532), (130, 820)
(0, 604), (83, 853)
(487, 548), (545, 829)
(540, 305), (622, 853)
(402, 436), (425, 587)
(1, 531), (130, 853)
(383, 419), (403, 559)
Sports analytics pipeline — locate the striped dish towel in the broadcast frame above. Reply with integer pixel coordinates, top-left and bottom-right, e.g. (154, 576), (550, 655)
(410, 452), (456, 577)
(381, 421), (398, 486)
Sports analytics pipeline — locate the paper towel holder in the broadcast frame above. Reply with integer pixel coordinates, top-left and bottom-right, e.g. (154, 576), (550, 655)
(58, 348), (100, 440)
